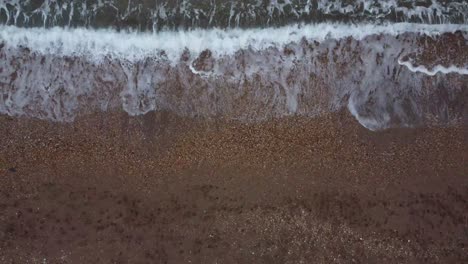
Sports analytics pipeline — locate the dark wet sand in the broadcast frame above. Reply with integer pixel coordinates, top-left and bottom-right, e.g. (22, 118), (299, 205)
(0, 111), (466, 263)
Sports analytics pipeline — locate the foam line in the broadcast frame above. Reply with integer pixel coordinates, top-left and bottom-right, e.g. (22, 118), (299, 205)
(1, 23), (467, 64)
(398, 59), (468, 76)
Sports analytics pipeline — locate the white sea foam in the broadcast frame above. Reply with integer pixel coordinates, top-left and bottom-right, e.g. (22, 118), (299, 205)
(0, 23), (466, 130)
(1, 23), (467, 64)
(398, 59), (468, 76)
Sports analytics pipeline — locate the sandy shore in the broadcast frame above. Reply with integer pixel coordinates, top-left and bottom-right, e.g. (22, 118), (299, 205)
(0, 111), (466, 263)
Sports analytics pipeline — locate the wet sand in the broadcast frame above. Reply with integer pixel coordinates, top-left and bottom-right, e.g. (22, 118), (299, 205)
(0, 111), (466, 263)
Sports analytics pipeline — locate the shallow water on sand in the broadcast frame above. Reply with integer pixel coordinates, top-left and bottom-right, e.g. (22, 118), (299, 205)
(1, 23), (467, 130)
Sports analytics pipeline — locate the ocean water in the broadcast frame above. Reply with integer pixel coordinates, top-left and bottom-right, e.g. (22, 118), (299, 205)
(0, 0), (467, 130)
(1, 0), (467, 29)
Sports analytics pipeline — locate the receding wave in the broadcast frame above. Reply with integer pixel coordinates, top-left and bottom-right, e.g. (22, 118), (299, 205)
(1, 23), (466, 130)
